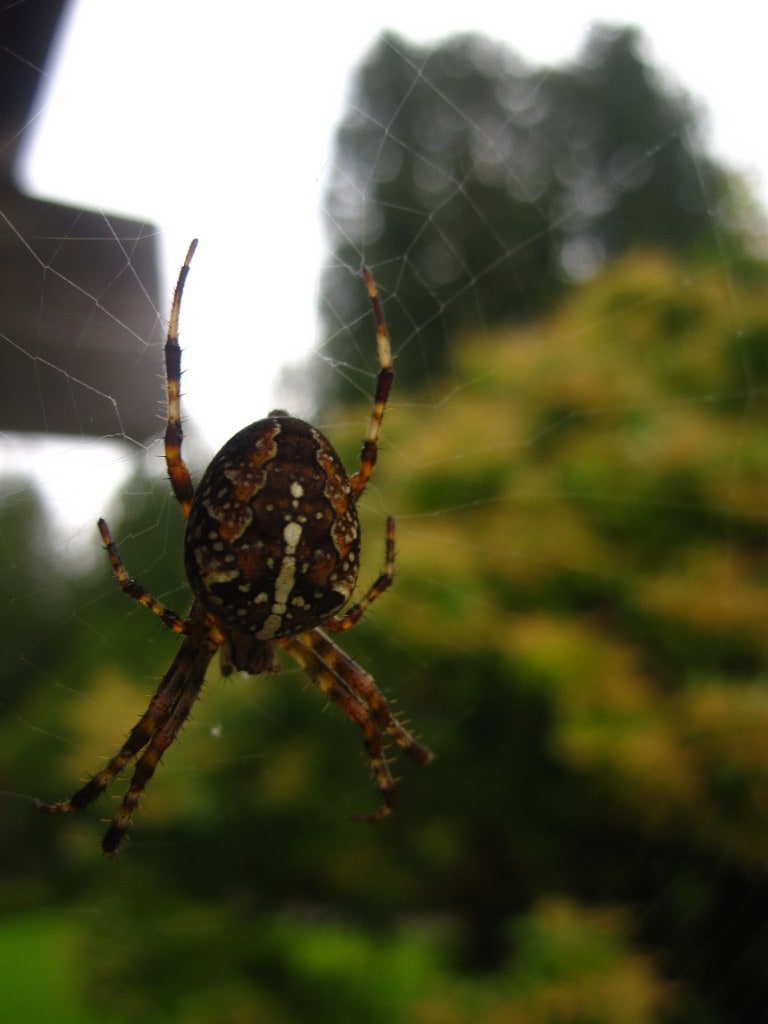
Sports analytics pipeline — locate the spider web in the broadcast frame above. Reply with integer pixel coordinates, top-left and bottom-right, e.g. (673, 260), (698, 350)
(2, 2), (768, 1022)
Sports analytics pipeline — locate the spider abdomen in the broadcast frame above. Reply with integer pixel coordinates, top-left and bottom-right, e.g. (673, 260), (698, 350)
(184, 414), (360, 641)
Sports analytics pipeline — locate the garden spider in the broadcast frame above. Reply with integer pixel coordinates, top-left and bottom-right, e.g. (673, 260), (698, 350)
(37, 240), (433, 854)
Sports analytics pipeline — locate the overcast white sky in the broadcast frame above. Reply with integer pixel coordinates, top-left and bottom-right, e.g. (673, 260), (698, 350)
(11, 0), (768, 533)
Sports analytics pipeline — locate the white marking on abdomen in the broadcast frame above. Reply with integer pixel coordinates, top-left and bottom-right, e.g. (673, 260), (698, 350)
(256, 519), (303, 639)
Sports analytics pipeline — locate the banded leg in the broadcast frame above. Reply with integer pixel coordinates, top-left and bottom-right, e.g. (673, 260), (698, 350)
(282, 631), (399, 821)
(101, 641), (211, 854)
(295, 628), (433, 765)
(283, 628), (433, 819)
(164, 239), (198, 519)
(327, 516), (395, 633)
(37, 631), (216, 854)
(349, 267), (394, 499)
(36, 664), (182, 816)
(98, 518), (187, 634)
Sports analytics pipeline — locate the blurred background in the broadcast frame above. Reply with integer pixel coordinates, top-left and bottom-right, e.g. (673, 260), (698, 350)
(3, 2), (768, 1021)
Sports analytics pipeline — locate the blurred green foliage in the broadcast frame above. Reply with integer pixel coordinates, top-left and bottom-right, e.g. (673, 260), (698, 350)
(4, 251), (768, 1021)
(0, 914), (121, 1024)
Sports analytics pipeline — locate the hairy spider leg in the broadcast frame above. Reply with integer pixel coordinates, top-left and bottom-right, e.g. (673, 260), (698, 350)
(288, 628), (433, 765)
(164, 238), (198, 519)
(282, 627), (434, 820)
(38, 621), (219, 855)
(281, 631), (398, 821)
(326, 515), (395, 633)
(100, 629), (217, 854)
(97, 518), (188, 634)
(349, 267), (394, 500)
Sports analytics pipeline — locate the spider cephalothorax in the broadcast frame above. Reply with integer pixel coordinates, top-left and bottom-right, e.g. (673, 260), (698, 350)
(37, 241), (433, 854)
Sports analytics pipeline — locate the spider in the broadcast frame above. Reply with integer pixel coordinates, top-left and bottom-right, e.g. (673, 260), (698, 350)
(37, 240), (433, 855)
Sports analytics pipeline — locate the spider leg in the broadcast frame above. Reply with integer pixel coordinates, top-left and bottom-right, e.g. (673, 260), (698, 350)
(326, 515), (395, 633)
(282, 628), (433, 821)
(349, 267), (393, 500)
(98, 518), (187, 634)
(292, 628), (433, 765)
(101, 640), (213, 855)
(282, 631), (396, 821)
(164, 238), (198, 519)
(38, 620), (219, 854)
(37, 663), (182, 815)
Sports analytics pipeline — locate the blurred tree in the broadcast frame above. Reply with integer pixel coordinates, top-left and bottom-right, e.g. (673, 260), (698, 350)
(0, 476), (89, 893)
(317, 24), (743, 403)
(0, 476), (66, 709)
